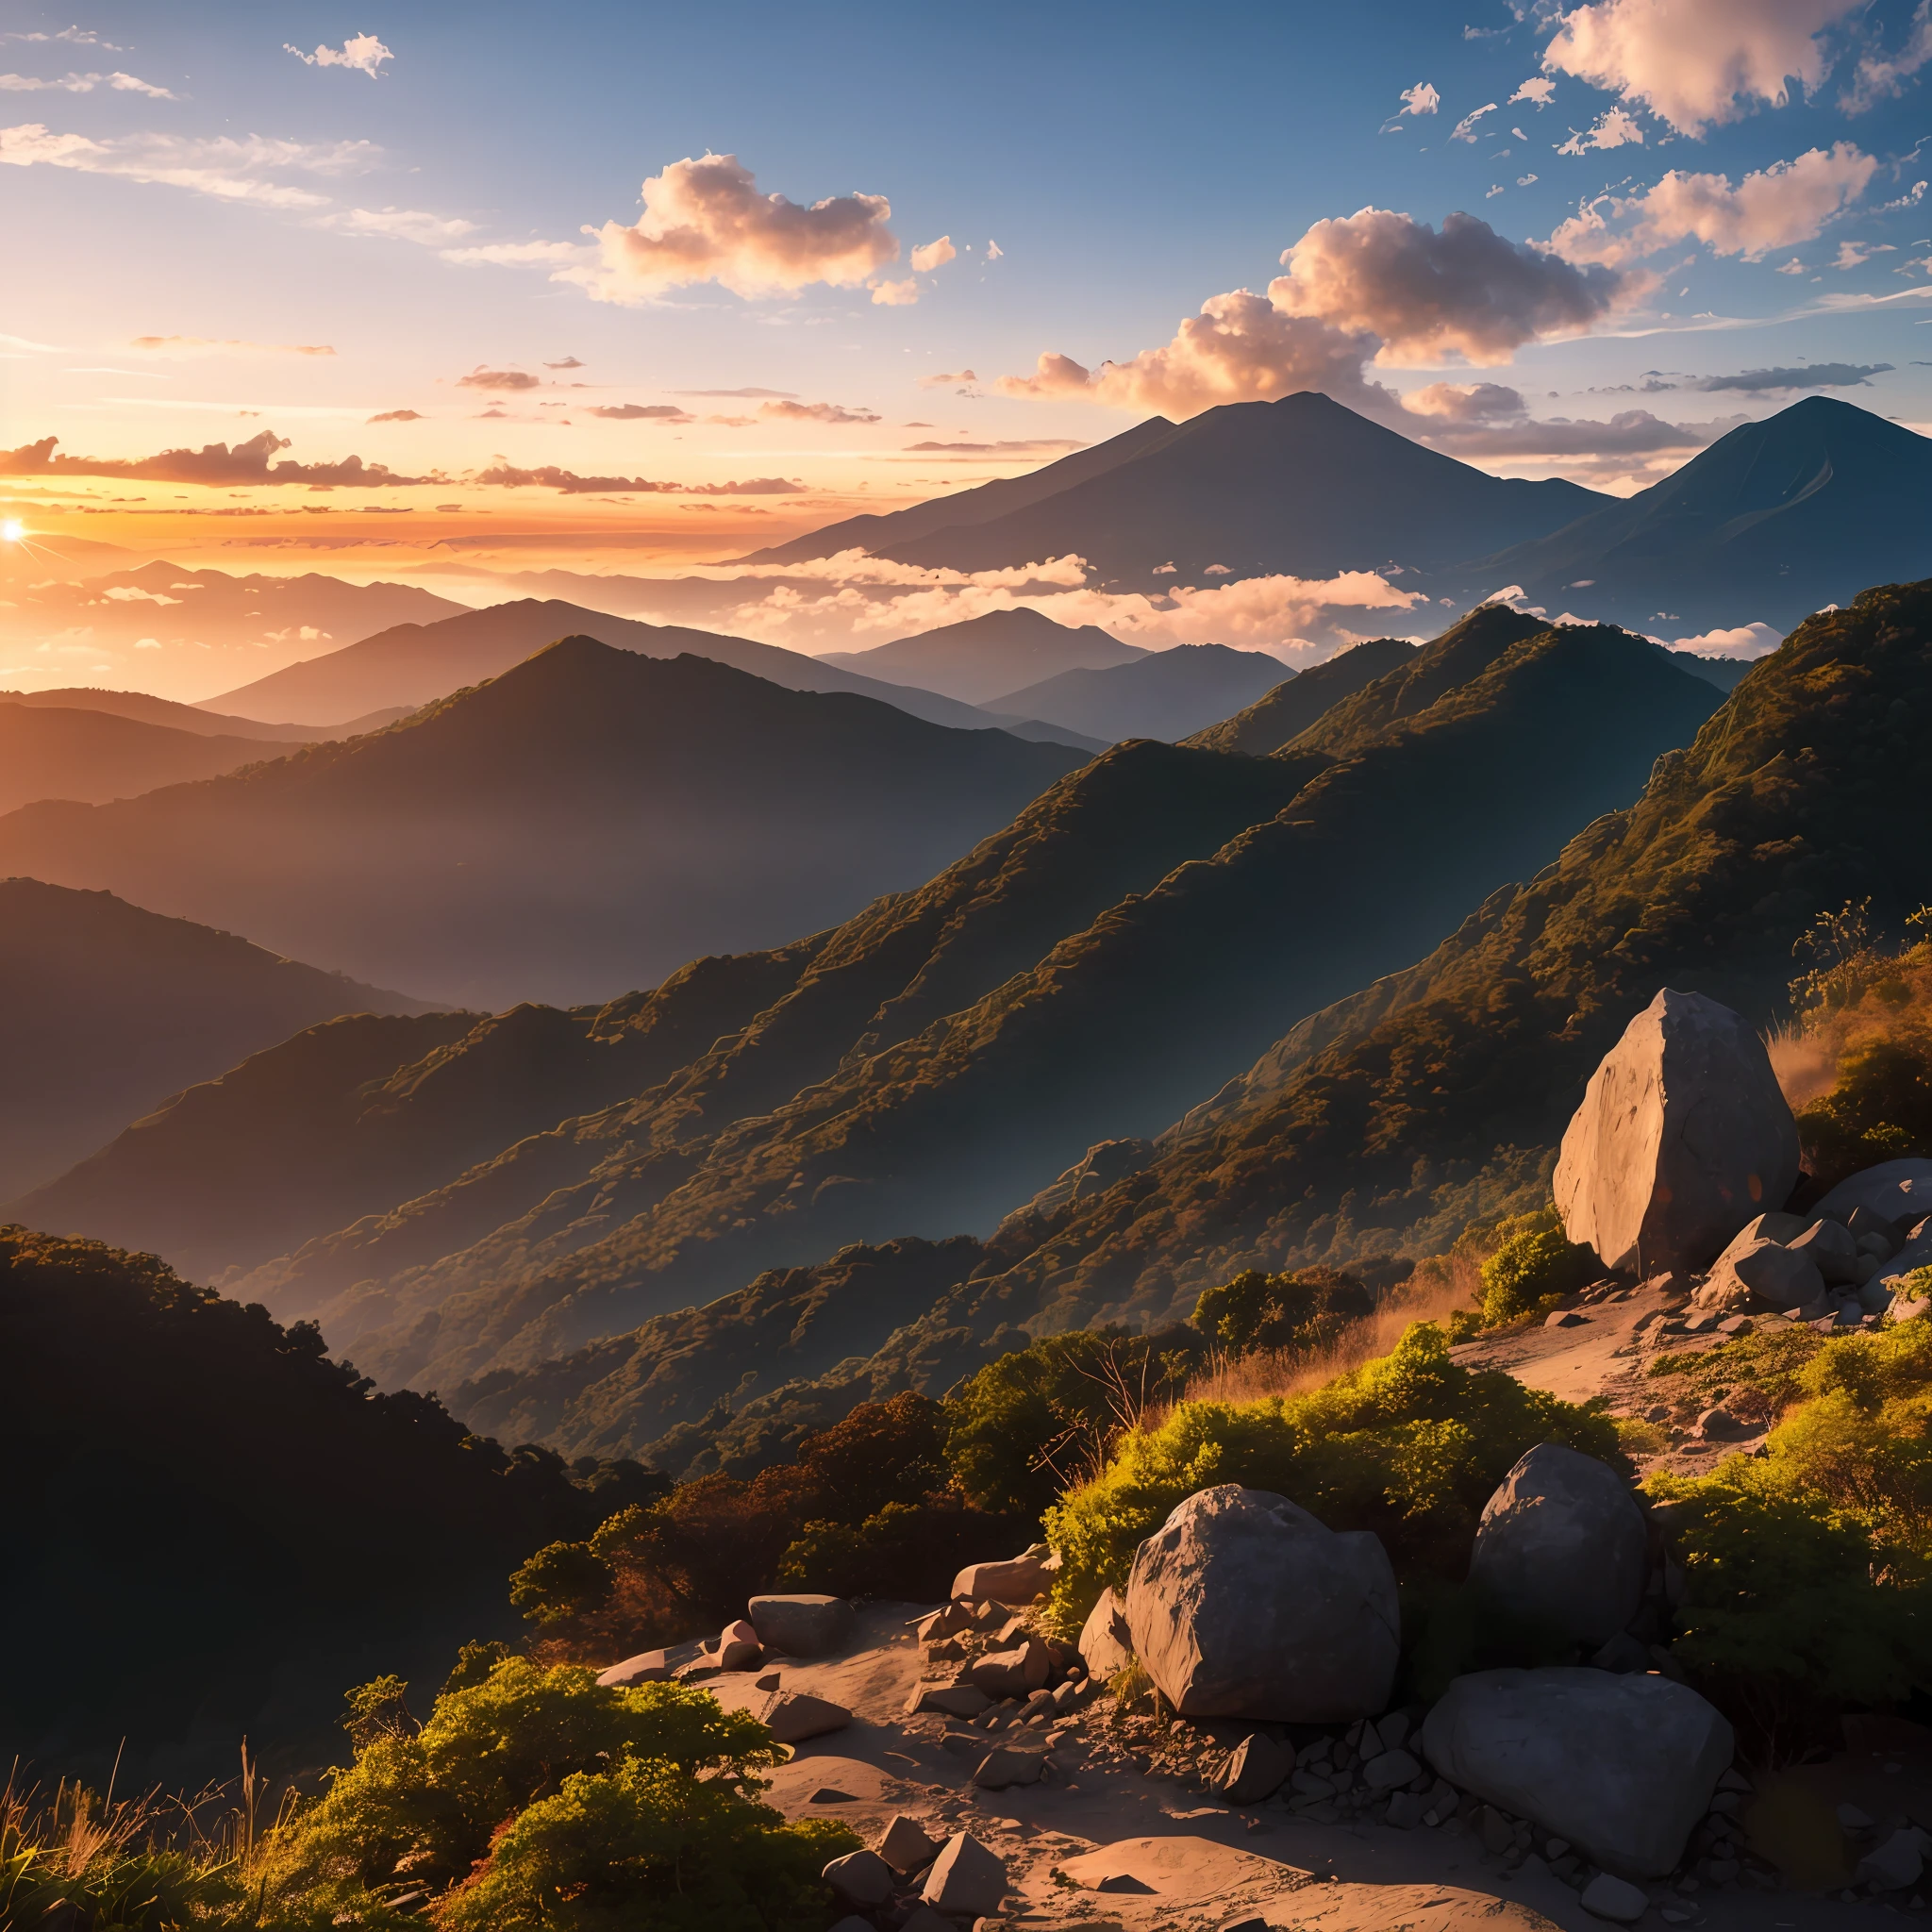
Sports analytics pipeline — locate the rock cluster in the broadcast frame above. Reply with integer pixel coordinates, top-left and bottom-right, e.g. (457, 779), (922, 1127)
(822, 1820), (1007, 1932)
(1692, 1195), (1921, 1324)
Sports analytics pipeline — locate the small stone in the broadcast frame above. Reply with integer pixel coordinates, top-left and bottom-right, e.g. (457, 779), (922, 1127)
(1578, 1871), (1650, 1922)
(822, 1849), (895, 1907)
(908, 1684), (992, 1719)
(756, 1690), (851, 1744)
(1387, 1790), (1429, 1828)
(972, 1743), (1045, 1790)
(1858, 1828), (1928, 1892)
(808, 1786), (858, 1805)
(970, 1640), (1050, 1699)
(877, 1813), (944, 1874)
(1547, 1308), (1588, 1327)
(1214, 1732), (1292, 1805)
(717, 1618), (760, 1672)
(1363, 1748), (1422, 1790)
(922, 1832), (1008, 1918)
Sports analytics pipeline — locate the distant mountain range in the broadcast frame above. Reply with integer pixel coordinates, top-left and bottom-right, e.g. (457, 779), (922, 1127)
(200, 596), (1088, 744)
(0, 687), (365, 741)
(0, 879), (431, 1200)
(0, 703), (291, 815)
(1461, 396), (1932, 632)
(815, 608), (1146, 705)
(749, 392), (1604, 584)
(0, 640), (1084, 1007)
(987, 641), (1289, 742)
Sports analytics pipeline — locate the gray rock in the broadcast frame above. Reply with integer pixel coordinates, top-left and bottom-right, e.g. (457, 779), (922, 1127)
(1696, 1233), (1824, 1315)
(746, 1593), (854, 1657)
(1789, 1217), (1861, 1285)
(1124, 1485), (1399, 1722)
(953, 1548), (1058, 1605)
(1077, 1586), (1134, 1681)
(1213, 1733), (1292, 1804)
(1697, 1406), (1757, 1441)
(1815, 1159), (1932, 1228)
(1859, 1827), (1930, 1891)
(1578, 1872), (1650, 1923)
(918, 1602), (974, 1641)
(1421, 1667), (1734, 1876)
(1859, 1278), (1896, 1316)
(969, 1639), (1049, 1698)
(1363, 1747), (1421, 1790)
(922, 1832), (1008, 1917)
(753, 1690), (851, 1744)
(906, 1683), (991, 1718)
(1467, 1444), (1649, 1648)
(1554, 989), (1800, 1274)
(877, 1812), (944, 1874)
(971, 1741), (1045, 1790)
(822, 1849), (895, 1907)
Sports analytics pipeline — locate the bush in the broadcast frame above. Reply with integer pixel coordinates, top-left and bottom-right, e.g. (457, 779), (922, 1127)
(1191, 1267), (1373, 1357)
(252, 1657), (847, 1929)
(942, 1327), (1201, 1524)
(1476, 1208), (1594, 1327)
(1041, 1321), (1624, 1634)
(1797, 1033), (1932, 1192)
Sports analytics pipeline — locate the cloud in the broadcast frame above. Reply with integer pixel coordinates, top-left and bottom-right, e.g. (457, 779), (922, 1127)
(1685, 359), (1891, 390)
(910, 234), (956, 271)
(1844, 0), (1932, 109)
(901, 439), (1088, 454)
(0, 70), (176, 96)
(1395, 80), (1441, 116)
(0, 121), (374, 208)
(918, 369), (977, 388)
(1555, 106), (1646, 154)
(325, 205), (476, 244)
(285, 34), (393, 77)
(585, 403), (691, 421)
(1410, 404), (1737, 458)
(441, 239), (587, 266)
(458, 366), (541, 391)
(0, 430), (425, 487)
(3, 28), (123, 48)
(986, 240), (1003, 259)
(367, 408), (422, 422)
(685, 477), (803, 494)
(869, 275), (920, 305)
(1542, 0), (1864, 137)
(1511, 76), (1557, 107)
(468, 463), (802, 494)
(1401, 379), (1532, 424)
(1450, 102), (1500, 142)
(758, 399), (879, 424)
(129, 335), (336, 356)
(544, 356), (585, 369)
(1834, 238), (1894, 267)
(1551, 142), (1878, 265)
(673, 386), (797, 397)
(1669, 621), (1783, 658)
(1274, 206), (1629, 364)
(565, 152), (897, 302)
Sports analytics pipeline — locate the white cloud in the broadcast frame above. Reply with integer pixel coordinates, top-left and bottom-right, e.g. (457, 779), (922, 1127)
(565, 152), (898, 302)
(1668, 621), (1782, 657)
(1450, 102), (1500, 142)
(0, 122), (375, 208)
(1511, 76), (1557, 107)
(1843, 0), (1932, 109)
(1776, 255), (1808, 273)
(909, 234), (956, 271)
(1835, 238), (1895, 267)
(986, 239), (1004, 259)
(1555, 106), (1646, 154)
(869, 275), (920, 305)
(285, 34), (393, 77)
(1550, 142), (1878, 265)
(758, 399), (879, 424)
(1397, 80), (1441, 115)
(129, 335), (336, 356)
(441, 238), (589, 266)
(1519, 172), (1540, 186)
(1542, 0), (1865, 137)
(325, 205), (478, 243)
(0, 70), (175, 96)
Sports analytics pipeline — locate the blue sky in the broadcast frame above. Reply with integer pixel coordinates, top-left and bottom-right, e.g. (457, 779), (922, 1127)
(3, 1), (1931, 655)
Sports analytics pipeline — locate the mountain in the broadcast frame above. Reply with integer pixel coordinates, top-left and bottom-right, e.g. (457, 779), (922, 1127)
(987, 642), (1291, 741)
(0, 879), (433, 1199)
(1183, 637), (1418, 755)
(0, 641), (1085, 1008)
(198, 596), (1077, 740)
(0, 703), (291, 814)
(814, 608), (1146, 705)
(210, 607), (1721, 1397)
(1466, 397), (1932, 632)
(0, 685), (378, 741)
(739, 415), (1179, 564)
(765, 394), (1605, 583)
(0, 562), (467, 705)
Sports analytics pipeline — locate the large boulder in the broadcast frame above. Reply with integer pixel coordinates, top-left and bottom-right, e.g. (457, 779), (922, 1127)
(1077, 1587), (1134, 1681)
(1421, 1667), (1734, 1876)
(1124, 1485), (1399, 1722)
(746, 1593), (854, 1657)
(753, 1689), (851, 1744)
(1468, 1445), (1649, 1647)
(595, 1640), (703, 1686)
(921, 1832), (1008, 1917)
(953, 1547), (1059, 1605)
(1554, 990), (1799, 1274)
(1815, 1158), (1932, 1229)
(969, 1638), (1049, 1698)
(1693, 1230), (1824, 1314)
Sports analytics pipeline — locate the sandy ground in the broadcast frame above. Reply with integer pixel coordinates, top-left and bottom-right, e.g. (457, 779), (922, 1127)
(704, 1604), (1898, 1931)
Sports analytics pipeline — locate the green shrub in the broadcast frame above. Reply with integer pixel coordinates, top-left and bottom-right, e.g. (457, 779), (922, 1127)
(253, 1658), (808, 1927)
(1191, 1267), (1373, 1357)
(943, 1327), (1200, 1524)
(1477, 1208), (1594, 1327)
(1796, 1033), (1932, 1188)
(1041, 1320), (1624, 1635)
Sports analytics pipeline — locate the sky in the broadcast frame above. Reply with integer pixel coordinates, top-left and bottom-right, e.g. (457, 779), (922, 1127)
(4, 0), (1932, 687)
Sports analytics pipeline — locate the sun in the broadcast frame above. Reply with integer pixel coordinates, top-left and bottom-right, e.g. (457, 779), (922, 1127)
(0, 519), (24, 544)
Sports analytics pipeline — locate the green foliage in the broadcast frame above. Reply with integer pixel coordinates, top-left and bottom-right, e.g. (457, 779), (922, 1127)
(942, 1326), (1202, 1524)
(1042, 1320), (1624, 1633)
(509, 1541), (617, 1628)
(1476, 1208), (1593, 1327)
(254, 1658), (808, 1929)
(1796, 1032), (1932, 1187)
(1191, 1267), (1373, 1357)
(1647, 1325), (1827, 1421)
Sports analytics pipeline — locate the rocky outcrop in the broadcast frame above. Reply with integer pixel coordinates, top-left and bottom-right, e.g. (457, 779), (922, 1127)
(747, 1593), (854, 1657)
(1816, 1158), (1932, 1227)
(1124, 1485), (1399, 1721)
(1555, 990), (1800, 1274)
(1421, 1667), (1734, 1876)
(953, 1546), (1059, 1605)
(1695, 1230), (1825, 1314)
(1468, 1445), (1651, 1649)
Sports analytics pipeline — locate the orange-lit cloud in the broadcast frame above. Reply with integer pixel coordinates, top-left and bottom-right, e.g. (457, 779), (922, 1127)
(130, 335), (337, 356)
(758, 399), (880, 424)
(568, 153), (898, 301)
(909, 235), (957, 271)
(469, 462), (803, 493)
(457, 365), (541, 391)
(0, 431), (425, 487)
